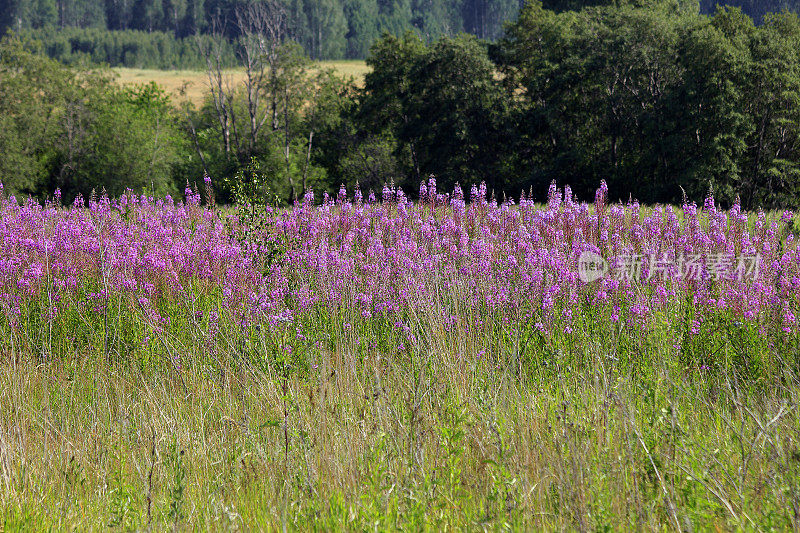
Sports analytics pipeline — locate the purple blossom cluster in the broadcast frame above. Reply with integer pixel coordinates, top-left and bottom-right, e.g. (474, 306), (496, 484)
(0, 184), (259, 328)
(1, 178), (798, 347)
(265, 178), (799, 339)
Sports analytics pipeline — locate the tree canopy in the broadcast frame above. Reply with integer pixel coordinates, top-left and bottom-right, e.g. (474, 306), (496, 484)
(3, 0), (800, 209)
(1, 0), (526, 62)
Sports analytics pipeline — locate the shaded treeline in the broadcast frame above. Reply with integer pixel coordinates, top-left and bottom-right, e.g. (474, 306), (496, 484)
(1, 0), (521, 63)
(0, 0), (797, 66)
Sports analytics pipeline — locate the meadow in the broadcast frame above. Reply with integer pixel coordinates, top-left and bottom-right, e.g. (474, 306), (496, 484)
(113, 60), (370, 106)
(1, 179), (800, 530)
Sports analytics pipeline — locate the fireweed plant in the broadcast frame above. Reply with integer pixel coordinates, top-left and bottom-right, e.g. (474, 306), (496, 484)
(1, 178), (798, 374)
(1, 178), (800, 530)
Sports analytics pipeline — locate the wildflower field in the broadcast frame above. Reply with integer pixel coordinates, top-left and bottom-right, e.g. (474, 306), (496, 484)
(1, 179), (800, 530)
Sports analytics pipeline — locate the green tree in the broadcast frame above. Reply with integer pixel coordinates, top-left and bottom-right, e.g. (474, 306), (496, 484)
(104, 0), (132, 30)
(27, 0), (58, 28)
(66, 82), (185, 197)
(179, 0), (203, 35)
(343, 0), (379, 58)
(131, 0), (163, 32)
(412, 0), (462, 38)
(0, 34), (185, 200)
(672, 7), (753, 203)
(377, 0), (414, 35)
(461, 0), (518, 39)
(738, 10), (800, 207)
(187, 19), (353, 201)
(304, 0), (348, 59)
(0, 0), (26, 34)
(56, 0), (107, 28)
(358, 32), (512, 192)
(496, 1), (714, 202)
(0, 34), (70, 196)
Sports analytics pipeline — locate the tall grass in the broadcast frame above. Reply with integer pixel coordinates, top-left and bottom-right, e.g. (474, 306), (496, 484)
(0, 179), (799, 530)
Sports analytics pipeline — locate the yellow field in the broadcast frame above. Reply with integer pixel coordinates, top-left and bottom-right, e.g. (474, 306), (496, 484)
(113, 60), (370, 106)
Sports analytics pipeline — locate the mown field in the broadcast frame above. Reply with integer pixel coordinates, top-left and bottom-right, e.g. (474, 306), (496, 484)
(1, 180), (800, 530)
(113, 60), (370, 106)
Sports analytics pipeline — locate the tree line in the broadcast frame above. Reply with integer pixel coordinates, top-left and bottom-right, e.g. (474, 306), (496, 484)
(23, 26), (238, 68)
(3, 0), (800, 209)
(2, 0), (799, 65)
(1, 0), (522, 62)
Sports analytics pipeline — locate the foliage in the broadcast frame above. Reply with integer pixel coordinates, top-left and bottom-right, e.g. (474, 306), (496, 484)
(322, 32), (514, 194)
(0, 34), (70, 196)
(23, 26), (237, 69)
(6, 1), (800, 208)
(181, 39), (349, 203)
(63, 81), (187, 198)
(494, 1), (800, 208)
(225, 158), (289, 274)
(0, 34), (185, 200)
(2, 0), (524, 63)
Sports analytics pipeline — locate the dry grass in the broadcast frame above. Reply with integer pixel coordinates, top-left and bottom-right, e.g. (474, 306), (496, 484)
(113, 60), (370, 107)
(2, 296), (800, 530)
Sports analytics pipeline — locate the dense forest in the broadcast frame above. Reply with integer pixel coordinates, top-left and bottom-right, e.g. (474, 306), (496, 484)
(2, 0), (800, 64)
(2, 0), (800, 208)
(0, 0), (522, 62)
